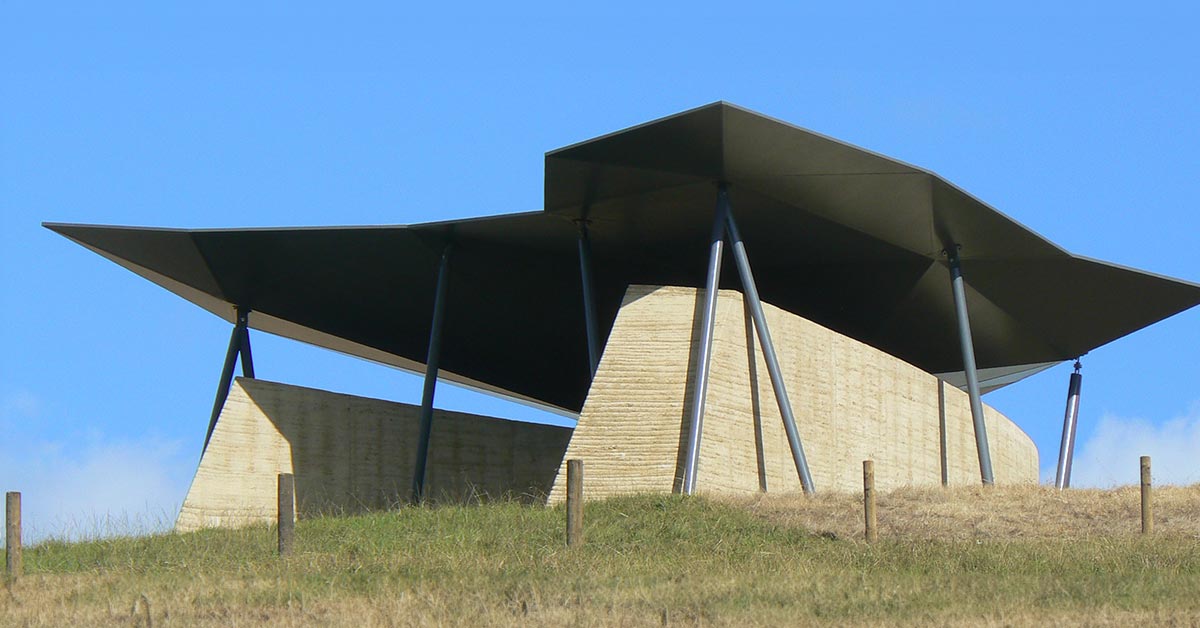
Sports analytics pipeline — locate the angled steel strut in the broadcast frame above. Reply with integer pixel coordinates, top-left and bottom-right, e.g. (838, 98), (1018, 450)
(411, 243), (453, 503)
(945, 245), (995, 485)
(725, 207), (815, 494)
(682, 183), (816, 495)
(202, 305), (255, 454)
(1054, 360), (1084, 489)
(681, 186), (729, 495)
(577, 220), (601, 378)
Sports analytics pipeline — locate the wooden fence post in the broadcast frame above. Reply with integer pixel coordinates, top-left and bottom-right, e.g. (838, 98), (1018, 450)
(1140, 456), (1153, 535)
(5, 492), (20, 581)
(278, 473), (295, 556)
(863, 460), (877, 543)
(566, 459), (583, 547)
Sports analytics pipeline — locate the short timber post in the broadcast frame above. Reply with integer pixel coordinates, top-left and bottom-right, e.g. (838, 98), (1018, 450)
(566, 459), (584, 547)
(5, 492), (20, 581)
(1140, 456), (1153, 535)
(863, 461), (878, 543)
(278, 473), (295, 556)
(937, 380), (949, 487)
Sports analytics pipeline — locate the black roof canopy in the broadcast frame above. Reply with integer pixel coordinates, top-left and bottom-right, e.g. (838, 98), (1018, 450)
(47, 102), (1200, 414)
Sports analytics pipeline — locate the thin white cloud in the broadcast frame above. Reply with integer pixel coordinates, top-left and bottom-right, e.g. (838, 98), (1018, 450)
(0, 434), (193, 545)
(1066, 401), (1200, 488)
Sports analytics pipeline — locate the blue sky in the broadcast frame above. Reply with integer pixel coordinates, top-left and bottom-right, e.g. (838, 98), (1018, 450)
(3, 4), (1198, 542)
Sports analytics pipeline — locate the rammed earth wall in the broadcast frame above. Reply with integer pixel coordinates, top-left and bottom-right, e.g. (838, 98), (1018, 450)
(178, 284), (1037, 531)
(177, 378), (571, 532)
(547, 285), (1037, 502)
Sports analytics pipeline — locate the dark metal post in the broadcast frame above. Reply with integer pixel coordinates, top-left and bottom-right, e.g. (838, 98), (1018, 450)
(945, 246), (994, 485)
(1054, 361), (1084, 489)
(577, 222), (601, 378)
(725, 207), (815, 494)
(681, 185), (729, 495)
(237, 307), (255, 379)
(203, 307), (249, 454)
(411, 244), (453, 503)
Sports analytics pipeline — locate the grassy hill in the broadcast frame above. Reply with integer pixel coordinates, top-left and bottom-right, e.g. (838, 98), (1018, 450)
(3, 485), (1198, 626)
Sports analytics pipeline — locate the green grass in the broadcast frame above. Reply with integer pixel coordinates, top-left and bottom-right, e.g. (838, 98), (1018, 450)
(5, 494), (1199, 626)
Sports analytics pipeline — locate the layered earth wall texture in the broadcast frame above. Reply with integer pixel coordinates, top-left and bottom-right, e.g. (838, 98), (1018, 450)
(179, 284), (1037, 530)
(547, 285), (1038, 502)
(176, 378), (571, 532)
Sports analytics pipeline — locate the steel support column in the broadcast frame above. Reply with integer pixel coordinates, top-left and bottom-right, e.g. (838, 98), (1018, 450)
(1054, 360), (1083, 489)
(203, 306), (251, 454)
(577, 221), (601, 378)
(237, 307), (255, 379)
(411, 244), (453, 503)
(680, 185), (729, 495)
(945, 246), (995, 485)
(725, 208), (815, 494)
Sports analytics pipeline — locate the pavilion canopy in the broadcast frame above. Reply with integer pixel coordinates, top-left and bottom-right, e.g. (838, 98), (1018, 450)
(46, 102), (1200, 415)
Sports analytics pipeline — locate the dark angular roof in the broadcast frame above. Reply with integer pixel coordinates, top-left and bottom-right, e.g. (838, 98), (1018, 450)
(46, 102), (1200, 414)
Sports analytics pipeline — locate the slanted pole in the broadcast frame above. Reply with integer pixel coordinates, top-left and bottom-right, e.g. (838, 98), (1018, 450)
(411, 244), (453, 503)
(1054, 361), (1084, 489)
(945, 246), (994, 485)
(577, 221), (601, 378)
(681, 185), (729, 495)
(725, 206), (815, 494)
(237, 307), (255, 378)
(203, 306), (250, 453)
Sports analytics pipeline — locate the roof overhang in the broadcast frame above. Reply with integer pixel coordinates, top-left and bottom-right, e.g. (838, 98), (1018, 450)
(46, 102), (1200, 414)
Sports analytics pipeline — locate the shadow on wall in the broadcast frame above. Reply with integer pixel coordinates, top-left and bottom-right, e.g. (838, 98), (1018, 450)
(237, 378), (573, 516)
(671, 286), (775, 494)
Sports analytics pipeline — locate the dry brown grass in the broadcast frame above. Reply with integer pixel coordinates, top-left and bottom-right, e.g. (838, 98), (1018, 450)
(2, 487), (1198, 627)
(740, 483), (1200, 542)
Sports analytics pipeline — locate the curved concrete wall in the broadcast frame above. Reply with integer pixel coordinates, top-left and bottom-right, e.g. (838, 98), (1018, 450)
(548, 285), (1038, 502)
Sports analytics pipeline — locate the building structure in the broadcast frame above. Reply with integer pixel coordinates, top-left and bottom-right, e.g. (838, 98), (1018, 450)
(48, 103), (1200, 529)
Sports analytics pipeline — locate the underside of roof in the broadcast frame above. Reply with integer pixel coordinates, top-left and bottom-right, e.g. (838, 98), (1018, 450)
(45, 102), (1200, 415)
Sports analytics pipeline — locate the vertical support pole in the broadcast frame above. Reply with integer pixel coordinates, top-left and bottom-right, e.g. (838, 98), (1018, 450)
(1054, 361), (1083, 489)
(5, 492), (20, 581)
(203, 306), (249, 454)
(681, 186), (729, 495)
(1140, 456), (1153, 534)
(277, 473), (295, 556)
(577, 222), (601, 378)
(725, 205), (815, 494)
(937, 380), (949, 487)
(237, 307), (255, 379)
(411, 243), (453, 503)
(944, 245), (994, 485)
(863, 460), (877, 543)
(566, 459), (584, 547)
